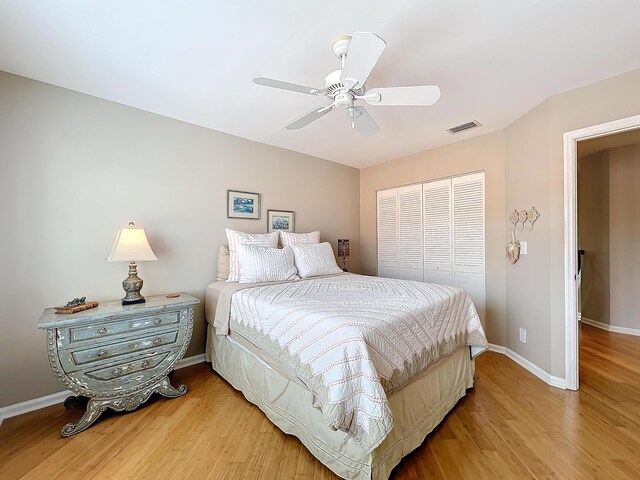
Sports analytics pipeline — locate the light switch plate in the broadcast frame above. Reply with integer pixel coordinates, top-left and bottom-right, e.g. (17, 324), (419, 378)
(521, 241), (528, 255)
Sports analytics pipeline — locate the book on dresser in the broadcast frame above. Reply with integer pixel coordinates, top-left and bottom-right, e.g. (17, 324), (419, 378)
(37, 293), (200, 437)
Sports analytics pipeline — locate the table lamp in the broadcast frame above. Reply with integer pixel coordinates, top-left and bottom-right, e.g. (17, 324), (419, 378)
(338, 238), (350, 272)
(107, 222), (157, 305)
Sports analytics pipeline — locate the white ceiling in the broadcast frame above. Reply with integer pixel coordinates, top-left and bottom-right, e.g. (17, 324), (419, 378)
(1, 1), (640, 168)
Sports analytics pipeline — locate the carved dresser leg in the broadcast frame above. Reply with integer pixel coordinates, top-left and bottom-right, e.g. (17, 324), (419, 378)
(61, 399), (108, 437)
(156, 376), (188, 398)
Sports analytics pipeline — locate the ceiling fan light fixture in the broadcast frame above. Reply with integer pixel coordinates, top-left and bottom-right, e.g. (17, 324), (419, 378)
(254, 32), (441, 137)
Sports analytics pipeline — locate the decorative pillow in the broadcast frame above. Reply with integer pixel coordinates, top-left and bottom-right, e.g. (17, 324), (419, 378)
(225, 229), (279, 282)
(216, 245), (230, 281)
(237, 245), (298, 284)
(280, 230), (321, 247)
(289, 242), (343, 278)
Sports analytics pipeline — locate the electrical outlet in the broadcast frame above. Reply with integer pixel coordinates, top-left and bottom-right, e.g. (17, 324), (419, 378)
(520, 241), (528, 255)
(519, 328), (527, 343)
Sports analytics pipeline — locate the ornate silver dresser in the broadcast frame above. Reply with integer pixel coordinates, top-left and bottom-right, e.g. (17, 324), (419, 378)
(37, 293), (200, 436)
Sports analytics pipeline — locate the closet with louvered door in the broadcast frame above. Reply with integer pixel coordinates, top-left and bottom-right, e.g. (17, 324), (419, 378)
(376, 188), (399, 278)
(451, 172), (486, 322)
(397, 184), (423, 281)
(376, 172), (486, 321)
(423, 178), (453, 285)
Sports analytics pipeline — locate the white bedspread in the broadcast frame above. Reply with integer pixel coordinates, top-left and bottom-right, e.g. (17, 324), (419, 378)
(215, 274), (487, 454)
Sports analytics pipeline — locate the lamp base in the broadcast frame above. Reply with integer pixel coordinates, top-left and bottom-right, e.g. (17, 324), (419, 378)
(121, 261), (146, 306)
(122, 297), (146, 306)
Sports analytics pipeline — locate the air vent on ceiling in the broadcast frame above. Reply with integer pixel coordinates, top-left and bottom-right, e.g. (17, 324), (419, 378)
(447, 120), (482, 134)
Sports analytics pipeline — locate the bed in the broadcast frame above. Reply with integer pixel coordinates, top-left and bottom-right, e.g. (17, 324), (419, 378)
(205, 273), (487, 480)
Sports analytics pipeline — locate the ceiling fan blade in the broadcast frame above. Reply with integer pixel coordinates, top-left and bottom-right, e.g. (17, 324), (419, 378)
(286, 105), (333, 130)
(365, 85), (441, 106)
(253, 76), (322, 96)
(340, 32), (386, 90)
(348, 106), (379, 137)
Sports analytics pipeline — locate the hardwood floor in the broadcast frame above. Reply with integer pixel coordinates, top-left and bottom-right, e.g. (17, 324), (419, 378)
(1, 323), (639, 479)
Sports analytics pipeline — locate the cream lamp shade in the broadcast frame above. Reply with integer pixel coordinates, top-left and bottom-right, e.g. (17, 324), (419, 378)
(108, 223), (157, 305)
(107, 223), (157, 262)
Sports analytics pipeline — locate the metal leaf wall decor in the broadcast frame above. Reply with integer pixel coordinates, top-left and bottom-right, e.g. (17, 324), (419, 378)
(508, 206), (540, 232)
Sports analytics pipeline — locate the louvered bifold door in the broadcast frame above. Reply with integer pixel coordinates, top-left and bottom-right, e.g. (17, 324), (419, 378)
(452, 172), (486, 322)
(377, 188), (399, 278)
(423, 179), (453, 285)
(398, 184), (423, 281)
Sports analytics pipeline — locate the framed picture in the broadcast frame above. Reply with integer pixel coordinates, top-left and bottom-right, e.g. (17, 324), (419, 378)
(267, 210), (295, 233)
(227, 190), (260, 219)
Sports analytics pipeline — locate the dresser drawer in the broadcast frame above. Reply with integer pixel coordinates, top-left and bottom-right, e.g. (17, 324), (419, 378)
(66, 347), (182, 394)
(68, 311), (181, 343)
(69, 330), (179, 366)
(84, 351), (171, 381)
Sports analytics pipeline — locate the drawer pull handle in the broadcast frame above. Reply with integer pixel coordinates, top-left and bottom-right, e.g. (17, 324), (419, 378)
(97, 327), (108, 335)
(141, 360), (150, 368)
(112, 367), (122, 377)
(152, 338), (161, 345)
(153, 318), (161, 325)
(97, 349), (107, 357)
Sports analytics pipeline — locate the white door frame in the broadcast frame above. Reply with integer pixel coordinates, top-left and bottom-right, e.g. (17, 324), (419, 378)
(563, 114), (640, 390)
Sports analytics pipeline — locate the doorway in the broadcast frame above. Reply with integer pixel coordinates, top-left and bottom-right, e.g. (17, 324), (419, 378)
(564, 114), (640, 390)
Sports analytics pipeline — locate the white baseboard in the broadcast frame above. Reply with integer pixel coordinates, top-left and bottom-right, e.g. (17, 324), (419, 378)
(486, 343), (566, 389)
(0, 389), (73, 428)
(0, 353), (208, 427)
(176, 353), (207, 369)
(580, 317), (640, 337)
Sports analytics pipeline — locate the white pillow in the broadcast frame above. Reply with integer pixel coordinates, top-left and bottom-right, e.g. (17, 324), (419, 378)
(225, 229), (279, 282)
(289, 242), (343, 278)
(216, 245), (230, 281)
(280, 230), (320, 247)
(237, 245), (299, 284)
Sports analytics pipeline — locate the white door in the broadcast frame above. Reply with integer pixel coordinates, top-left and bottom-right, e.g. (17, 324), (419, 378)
(398, 184), (423, 281)
(423, 178), (453, 285)
(376, 188), (399, 278)
(452, 172), (486, 321)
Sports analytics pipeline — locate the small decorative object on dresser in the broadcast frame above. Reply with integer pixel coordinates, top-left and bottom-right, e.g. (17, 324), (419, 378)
(38, 293), (199, 437)
(55, 297), (99, 314)
(338, 238), (350, 271)
(107, 222), (157, 305)
(227, 190), (261, 219)
(267, 209), (295, 232)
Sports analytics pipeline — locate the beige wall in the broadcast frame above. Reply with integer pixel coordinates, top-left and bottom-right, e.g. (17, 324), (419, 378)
(359, 131), (507, 345)
(609, 144), (640, 329)
(577, 150), (610, 324)
(0, 71), (360, 407)
(361, 68), (640, 379)
(505, 68), (640, 376)
(3, 66), (640, 408)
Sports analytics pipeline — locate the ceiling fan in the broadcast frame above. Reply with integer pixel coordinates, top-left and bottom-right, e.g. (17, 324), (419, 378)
(253, 32), (441, 137)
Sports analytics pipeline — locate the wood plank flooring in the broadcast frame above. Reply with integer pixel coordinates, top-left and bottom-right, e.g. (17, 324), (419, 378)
(1, 323), (639, 479)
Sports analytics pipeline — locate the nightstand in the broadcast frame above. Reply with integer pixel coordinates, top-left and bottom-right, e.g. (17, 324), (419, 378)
(38, 293), (200, 436)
